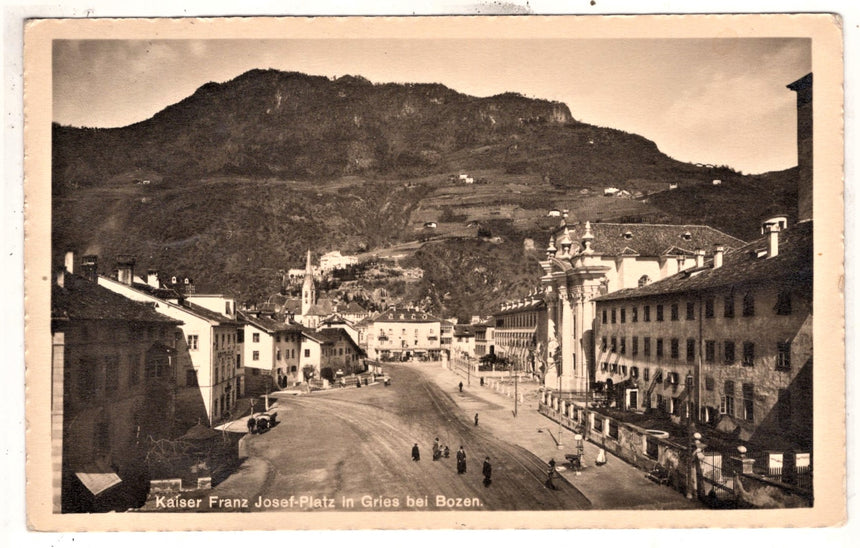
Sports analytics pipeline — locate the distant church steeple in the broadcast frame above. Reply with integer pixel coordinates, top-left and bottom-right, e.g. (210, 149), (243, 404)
(301, 249), (316, 317)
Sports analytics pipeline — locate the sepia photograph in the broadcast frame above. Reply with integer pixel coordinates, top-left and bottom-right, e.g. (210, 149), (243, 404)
(22, 13), (845, 531)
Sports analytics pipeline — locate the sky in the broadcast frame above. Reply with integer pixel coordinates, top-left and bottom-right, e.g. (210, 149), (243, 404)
(53, 38), (810, 174)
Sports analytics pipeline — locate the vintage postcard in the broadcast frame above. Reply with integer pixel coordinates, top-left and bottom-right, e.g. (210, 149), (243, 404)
(24, 14), (844, 531)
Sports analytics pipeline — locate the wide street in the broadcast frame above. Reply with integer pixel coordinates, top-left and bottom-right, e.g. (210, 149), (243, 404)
(242, 363), (591, 511)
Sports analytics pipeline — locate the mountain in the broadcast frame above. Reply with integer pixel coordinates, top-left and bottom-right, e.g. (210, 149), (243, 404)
(52, 69), (797, 315)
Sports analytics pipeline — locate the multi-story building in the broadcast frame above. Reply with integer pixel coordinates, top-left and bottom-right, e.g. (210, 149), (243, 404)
(240, 310), (305, 394)
(51, 259), (182, 513)
(473, 322), (495, 358)
(367, 307), (443, 361)
(493, 292), (547, 374)
(300, 328), (365, 380)
(451, 325), (476, 359)
(537, 222), (745, 396)
(592, 219), (812, 453)
(95, 256), (244, 425)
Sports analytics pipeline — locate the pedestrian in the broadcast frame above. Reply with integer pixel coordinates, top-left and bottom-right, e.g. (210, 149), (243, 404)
(247, 416), (256, 434)
(545, 458), (558, 490)
(596, 448), (607, 466)
(443, 446), (450, 459)
(482, 457), (492, 487)
(412, 443), (420, 461)
(456, 446), (467, 474)
(432, 437), (441, 461)
(480, 377), (484, 387)
(459, 381), (463, 392)
(474, 413), (479, 427)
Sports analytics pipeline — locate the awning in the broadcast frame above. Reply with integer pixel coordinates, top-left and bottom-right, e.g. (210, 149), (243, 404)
(75, 460), (122, 496)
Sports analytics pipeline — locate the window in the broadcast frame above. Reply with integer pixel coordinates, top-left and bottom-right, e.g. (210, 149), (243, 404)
(705, 297), (714, 318)
(643, 337), (651, 357)
(602, 309), (607, 324)
(742, 383), (755, 422)
(611, 308), (616, 324)
(620, 308), (626, 323)
(723, 341), (735, 364)
(656, 305), (664, 322)
(610, 337), (617, 353)
(276, 349), (281, 361)
(632, 307), (638, 322)
(777, 389), (791, 429)
(705, 341), (715, 363)
(237, 329), (244, 343)
(187, 334), (199, 351)
(742, 292), (755, 317)
(620, 337), (626, 355)
(225, 301), (232, 315)
(776, 290), (792, 315)
(276, 334), (281, 343)
(721, 381), (736, 417)
(742, 342), (755, 366)
(601, 336), (607, 352)
(186, 369), (198, 387)
(128, 353), (140, 386)
(632, 337), (639, 356)
(104, 355), (119, 391)
(686, 302), (695, 320)
(686, 339), (696, 363)
(670, 303), (679, 321)
(654, 370), (663, 384)
(670, 338), (679, 359)
(705, 376), (715, 391)
(644, 305), (651, 322)
(304, 349), (310, 358)
(630, 366), (638, 378)
(252, 333), (260, 343)
(724, 294), (735, 318)
(643, 368), (650, 381)
(656, 338), (664, 359)
(252, 351), (260, 361)
(776, 341), (791, 370)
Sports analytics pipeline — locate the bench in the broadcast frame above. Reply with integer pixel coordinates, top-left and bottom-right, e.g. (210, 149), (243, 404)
(646, 465), (670, 485)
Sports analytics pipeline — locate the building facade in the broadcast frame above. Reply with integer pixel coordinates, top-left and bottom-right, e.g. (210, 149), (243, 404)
(96, 257), (245, 425)
(52, 264), (182, 513)
(537, 221), (745, 396)
(593, 220), (812, 453)
(492, 293), (547, 374)
(367, 307), (443, 361)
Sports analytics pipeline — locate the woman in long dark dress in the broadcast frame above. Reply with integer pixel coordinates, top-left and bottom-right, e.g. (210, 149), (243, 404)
(456, 446), (467, 474)
(482, 457), (492, 486)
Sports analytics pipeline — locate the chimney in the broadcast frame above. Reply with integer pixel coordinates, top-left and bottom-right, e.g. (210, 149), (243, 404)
(116, 255), (136, 286)
(64, 251), (75, 274)
(55, 265), (65, 288)
(766, 223), (781, 258)
(146, 269), (159, 289)
(713, 245), (725, 269)
(81, 255), (99, 283)
(695, 249), (705, 268)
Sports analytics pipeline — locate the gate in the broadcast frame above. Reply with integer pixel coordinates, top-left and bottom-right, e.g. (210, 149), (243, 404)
(698, 452), (736, 508)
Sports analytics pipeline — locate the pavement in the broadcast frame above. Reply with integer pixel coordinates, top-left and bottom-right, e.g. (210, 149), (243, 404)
(202, 363), (700, 510)
(425, 365), (701, 510)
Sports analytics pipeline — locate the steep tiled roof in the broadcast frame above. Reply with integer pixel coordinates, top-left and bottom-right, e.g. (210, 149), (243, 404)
(52, 274), (180, 324)
(341, 301), (368, 314)
(453, 325), (475, 337)
(374, 308), (442, 323)
(553, 222), (746, 257)
(240, 312), (302, 333)
(594, 221), (812, 302)
(306, 299), (336, 316)
(181, 301), (243, 325)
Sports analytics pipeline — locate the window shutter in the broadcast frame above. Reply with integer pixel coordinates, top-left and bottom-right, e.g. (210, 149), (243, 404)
(719, 396), (727, 414)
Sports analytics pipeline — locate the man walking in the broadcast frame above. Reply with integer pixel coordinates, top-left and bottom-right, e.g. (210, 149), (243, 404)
(474, 413), (479, 427)
(482, 457), (492, 487)
(459, 381), (463, 392)
(412, 443), (421, 461)
(545, 458), (558, 490)
(432, 437), (441, 461)
(456, 446), (467, 474)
